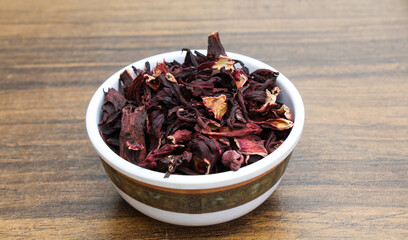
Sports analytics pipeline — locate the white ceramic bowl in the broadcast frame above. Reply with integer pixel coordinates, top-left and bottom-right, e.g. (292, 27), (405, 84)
(86, 50), (304, 226)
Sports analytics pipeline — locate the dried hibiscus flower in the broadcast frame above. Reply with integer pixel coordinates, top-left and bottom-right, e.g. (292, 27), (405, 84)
(98, 32), (294, 177)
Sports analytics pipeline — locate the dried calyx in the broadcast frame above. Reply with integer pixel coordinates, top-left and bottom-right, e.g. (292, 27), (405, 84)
(99, 32), (294, 177)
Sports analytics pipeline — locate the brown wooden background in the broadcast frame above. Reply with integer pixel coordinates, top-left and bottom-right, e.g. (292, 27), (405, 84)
(1, 0), (407, 239)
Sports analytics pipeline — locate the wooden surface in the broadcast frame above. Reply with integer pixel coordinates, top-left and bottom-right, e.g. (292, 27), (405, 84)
(1, 0), (407, 239)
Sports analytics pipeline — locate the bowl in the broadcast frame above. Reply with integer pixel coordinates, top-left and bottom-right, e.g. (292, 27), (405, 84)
(86, 50), (305, 226)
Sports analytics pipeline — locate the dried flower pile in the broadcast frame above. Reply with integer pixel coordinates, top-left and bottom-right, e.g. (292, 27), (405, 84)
(99, 32), (293, 177)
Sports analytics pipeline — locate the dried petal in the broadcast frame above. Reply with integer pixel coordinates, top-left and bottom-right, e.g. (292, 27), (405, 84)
(124, 71), (145, 105)
(119, 106), (147, 163)
(213, 55), (235, 71)
(168, 129), (192, 144)
(250, 69), (279, 82)
(266, 139), (284, 154)
(99, 88), (127, 126)
(207, 32), (226, 60)
(119, 69), (134, 87)
(182, 48), (199, 67)
(234, 136), (268, 157)
(256, 87), (281, 113)
(162, 154), (184, 178)
(201, 122), (261, 137)
(188, 139), (216, 174)
(165, 72), (177, 83)
(152, 61), (168, 77)
(234, 69), (248, 89)
(264, 117), (294, 130)
(144, 74), (159, 91)
(221, 150), (244, 171)
(275, 104), (293, 121)
(202, 95), (228, 121)
(139, 144), (175, 168)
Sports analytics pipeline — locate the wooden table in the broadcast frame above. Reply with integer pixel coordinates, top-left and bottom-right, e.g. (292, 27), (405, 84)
(1, 0), (407, 239)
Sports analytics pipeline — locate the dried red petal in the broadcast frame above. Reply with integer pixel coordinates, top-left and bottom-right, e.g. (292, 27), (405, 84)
(201, 123), (261, 137)
(234, 136), (268, 157)
(207, 32), (226, 60)
(152, 61), (168, 77)
(221, 150), (244, 171)
(119, 69), (134, 87)
(234, 69), (248, 89)
(99, 88), (127, 126)
(250, 69), (279, 82)
(139, 144), (175, 169)
(124, 71), (145, 105)
(168, 129), (192, 144)
(188, 139), (216, 174)
(144, 74), (159, 91)
(119, 105), (147, 163)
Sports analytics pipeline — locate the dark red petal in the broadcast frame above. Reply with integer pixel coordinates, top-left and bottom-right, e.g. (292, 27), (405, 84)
(119, 106), (147, 163)
(207, 32), (226, 60)
(99, 88), (127, 126)
(221, 150), (244, 171)
(201, 123), (261, 137)
(168, 129), (193, 144)
(234, 136), (268, 157)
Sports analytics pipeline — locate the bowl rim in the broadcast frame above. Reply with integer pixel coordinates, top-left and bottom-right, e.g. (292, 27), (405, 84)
(86, 50), (304, 190)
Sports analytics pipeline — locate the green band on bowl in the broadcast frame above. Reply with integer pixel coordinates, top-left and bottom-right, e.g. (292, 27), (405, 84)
(101, 153), (291, 214)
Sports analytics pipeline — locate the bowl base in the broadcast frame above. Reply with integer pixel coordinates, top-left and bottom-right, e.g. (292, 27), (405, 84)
(114, 178), (282, 226)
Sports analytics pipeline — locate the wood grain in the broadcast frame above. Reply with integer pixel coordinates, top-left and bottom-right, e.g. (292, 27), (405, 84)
(1, 0), (407, 239)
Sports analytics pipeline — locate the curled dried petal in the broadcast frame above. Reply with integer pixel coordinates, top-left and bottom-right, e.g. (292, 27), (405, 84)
(152, 61), (168, 77)
(144, 74), (159, 91)
(99, 88), (127, 126)
(165, 72), (177, 83)
(207, 32), (226, 60)
(202, 95), (228, 121)
(201, 122), (261, 137)
(213, 55), (235, 71)
(250, 69), (279, 82)
(188, 139), (216, 174)
(119, 69), (134, 87)
(234, 136), (268, 157)
(168, 129), (193, 144)
(266, 139), (284, 154)
(139, 144), (175, 169)
(255, 87), (281, 113)
(119, 106), (147, 163)
(264, 117), (294, 130)
(275, 104), (293, 121)
(124, 71), (145, 104)
(222, 150), (244, 171)
(234, 69), (248, 89)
